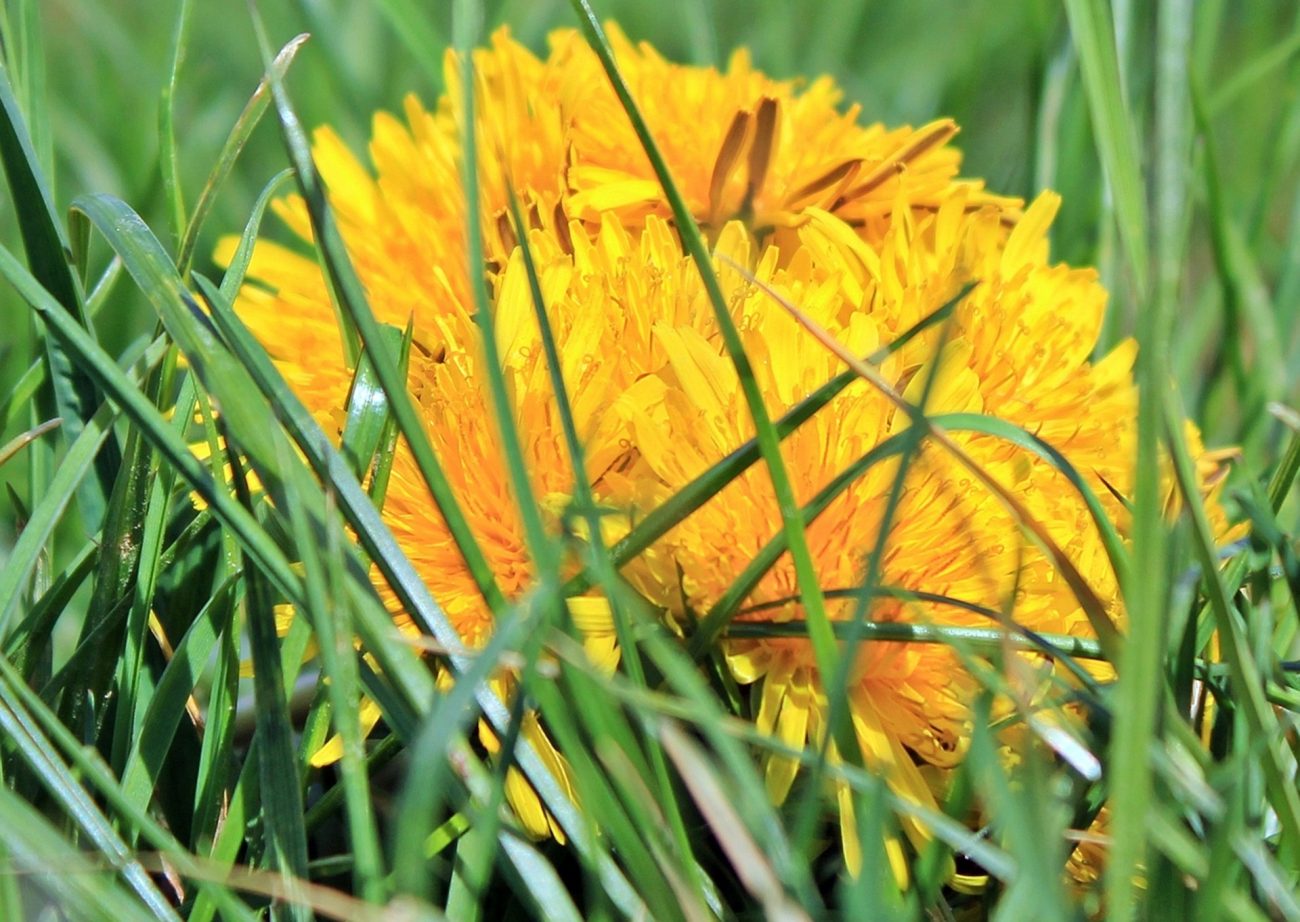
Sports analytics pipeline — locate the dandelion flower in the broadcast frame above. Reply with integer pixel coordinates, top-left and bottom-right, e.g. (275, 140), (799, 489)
(220, 24), (1232, 885)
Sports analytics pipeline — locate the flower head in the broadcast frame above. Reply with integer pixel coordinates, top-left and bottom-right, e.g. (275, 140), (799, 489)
(221, 24), (1231, 886)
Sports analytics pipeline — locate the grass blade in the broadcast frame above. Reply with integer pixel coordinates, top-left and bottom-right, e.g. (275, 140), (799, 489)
(0, 59), (118, 527)
(568, 1), (842, 732)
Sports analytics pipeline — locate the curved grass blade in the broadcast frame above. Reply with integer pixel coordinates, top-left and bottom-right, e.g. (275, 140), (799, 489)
(278, 438), (387, 904)
(243, 4), (506, 614)
(580, 284), (973, 593)
(0, 235), (310, 639)
(736, 265), (1123, 657)
(688, 428), (910, 655)
(1163, 384), (1300, 870)
(191, 269), (632, 897)
(0, 654), (259, 921)
(236, 11), (641, 903)
(569, 0), (839, 710)
(0, 416), (59, 467)
(176, 38), (308, 277)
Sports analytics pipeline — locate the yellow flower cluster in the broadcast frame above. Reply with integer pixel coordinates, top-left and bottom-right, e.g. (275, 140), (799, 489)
(221, 26), (1226, 879)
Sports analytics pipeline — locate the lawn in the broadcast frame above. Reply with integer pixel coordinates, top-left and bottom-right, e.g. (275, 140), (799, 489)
(1, 1), (1298, 919)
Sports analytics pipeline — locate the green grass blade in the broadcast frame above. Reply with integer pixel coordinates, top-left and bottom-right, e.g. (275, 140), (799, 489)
(243, 0), (514, 624)
(228, 444), (310, 920)
(568, 1), (840, 717)
(117, 573), (236, 811)
(1103, 0), (1186, 913)
(1164, 386), (1300, 869)
(579, 284), (972, 595)
(278, 437), (387, 904)
(0, 59), (118, 527)
(1064, 0), (1150, 295)
(3, 535), (95, 670)
(236, 15), (640, 896)
(340, 324), (404, 479)
(0, 675), (180, 918)
(0, 233), (312, 635)
(68, 356), (173, 745)
(159, 0), (192, 244)
(0, 397), (119, 635)
(176, 40), (307, 277)
(506, 185), (706, 895)
(0, 652), (259, 921)
(0, 784), (159, 922)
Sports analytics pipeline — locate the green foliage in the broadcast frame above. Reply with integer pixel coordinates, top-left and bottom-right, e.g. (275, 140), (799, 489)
(1, 1), (1298, 919)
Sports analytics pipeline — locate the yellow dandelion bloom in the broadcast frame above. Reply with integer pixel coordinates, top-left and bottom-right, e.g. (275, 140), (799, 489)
(220, 23), (1233, 886)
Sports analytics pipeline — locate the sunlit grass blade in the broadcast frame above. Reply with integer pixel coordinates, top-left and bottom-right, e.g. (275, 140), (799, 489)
(504, 182), (707, 894)
(736, 264), (1122, 657)
(579, 283), (972, 593)
(0, 652), (259, 920)
(243, 1), (506, 614)
(176, 40), (307, 277)
(568, 1), (841, 721)
(0, 674), (180, 918)
(1163, 384), (1300, 869)
(277, 437), (387, 905)
(0, 416), (59, 467)
(193, 266), (611, 871)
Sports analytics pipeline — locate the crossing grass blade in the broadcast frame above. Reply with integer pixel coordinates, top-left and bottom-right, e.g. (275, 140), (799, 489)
(278, 437), (387, 905)
(5, 3), (1300, 918)
(0, 652), (259, 921)
(573, 284), (973, 595)
(0, 784), (160, 922)
(0, 680), (180, 919)
(568, 1), (842, 731)
(227, 441), (311, 921)
(240, 9), (646, 906)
